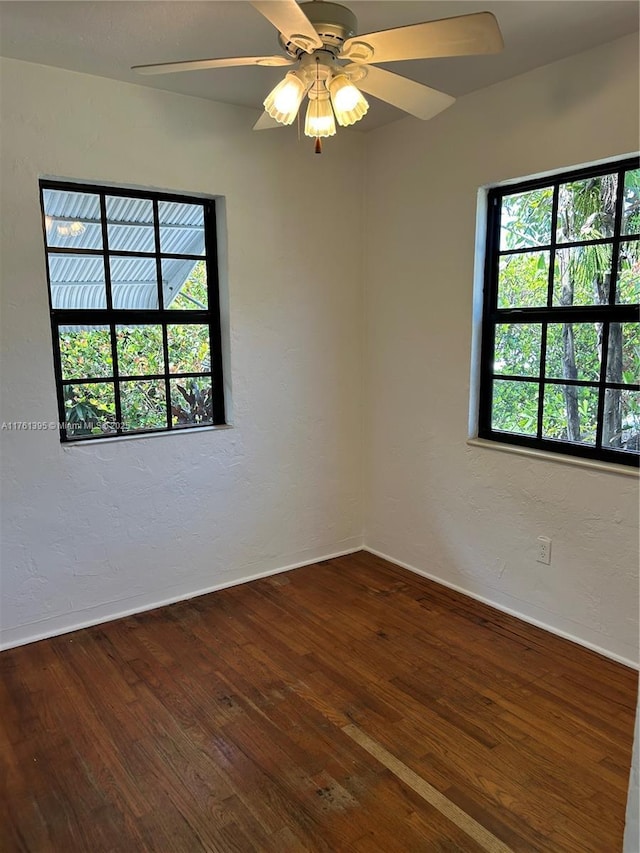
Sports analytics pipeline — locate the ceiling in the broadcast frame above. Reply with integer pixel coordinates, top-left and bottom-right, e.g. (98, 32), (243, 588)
(0, 1), (638, 131)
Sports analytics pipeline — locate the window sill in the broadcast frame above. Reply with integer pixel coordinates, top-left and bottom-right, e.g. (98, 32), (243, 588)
(61, 423), (233, 449)
(467, 437), (639, 478)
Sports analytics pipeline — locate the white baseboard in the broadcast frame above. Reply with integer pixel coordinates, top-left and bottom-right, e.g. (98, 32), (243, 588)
(0, 540), (363, 651)
(364, 546), (639, 671)
(5, 541), (636, 671)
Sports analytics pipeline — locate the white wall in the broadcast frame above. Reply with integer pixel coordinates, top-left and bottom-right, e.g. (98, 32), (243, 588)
(625, 698), (639, 852)
(363, 34), (639, 665)
(0, 58), (364, 647)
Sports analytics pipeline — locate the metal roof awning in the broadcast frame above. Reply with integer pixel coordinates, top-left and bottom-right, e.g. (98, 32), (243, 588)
(44, 188), (206, 318)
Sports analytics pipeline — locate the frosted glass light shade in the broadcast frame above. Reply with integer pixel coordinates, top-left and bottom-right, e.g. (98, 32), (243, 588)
(263, 73), (307, 125)
(328, 75), (369, 126)
(304, 94), (336, 138)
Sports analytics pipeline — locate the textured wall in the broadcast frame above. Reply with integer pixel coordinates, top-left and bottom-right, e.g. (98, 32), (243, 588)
(0, 59), (364, 647)
(625, 698), (639, 852)
(363, 34), (640, 664)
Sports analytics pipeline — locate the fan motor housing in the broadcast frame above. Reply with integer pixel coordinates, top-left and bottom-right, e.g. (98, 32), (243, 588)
(279, 2), (358, 56)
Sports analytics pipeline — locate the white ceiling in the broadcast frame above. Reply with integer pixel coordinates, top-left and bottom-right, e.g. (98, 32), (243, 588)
(0, 1), (638, 130)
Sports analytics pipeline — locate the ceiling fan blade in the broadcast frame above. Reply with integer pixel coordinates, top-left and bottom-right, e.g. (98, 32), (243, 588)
(253, 111), (287, 130)
(250, 1), (322, 53)
(340, 11), (503, 64)
(348, 65), (454, 121)
(132, 55), (294, 75)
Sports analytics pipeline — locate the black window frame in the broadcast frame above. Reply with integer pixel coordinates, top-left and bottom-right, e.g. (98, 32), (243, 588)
(40, 180), (226, 442)
(479, 156), (640, 468)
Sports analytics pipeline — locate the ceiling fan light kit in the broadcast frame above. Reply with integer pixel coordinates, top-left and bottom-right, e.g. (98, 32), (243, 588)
(263, 71), (308, 124)
(305, 90), (336, 138)
(132, 0), (504, 153)
(328, 74), (368, 126)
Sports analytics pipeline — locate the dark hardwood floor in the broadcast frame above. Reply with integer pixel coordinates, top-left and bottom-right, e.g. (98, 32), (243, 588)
(1, 552), (637, 852)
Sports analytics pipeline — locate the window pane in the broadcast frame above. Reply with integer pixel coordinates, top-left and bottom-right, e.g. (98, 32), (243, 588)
(616, 240), (640, 304)
(545, 323), (601, 383)
(170, 378), (213, 426)
(553, 244), (613, 306)
(500, 187), (553, 251)
(63, 382), (116, 438)
(109, 256), (159, 310)
(43, 189), (102, 250)
(120, 380), (167, 431)
(159, 201), (205, 255)
(491, 379), (538, 436)
(483, 162), (638, 463)
(167, 324), (210, 374)
(542, 384), (598, 445)
(116, 325), (164, 376)
(49, 254), (106, 309)
(41, 182), (222, 442)
(59, 326), (112, 380)
(603, 389), (640, 452)
(494, 324), (540, 377)
(106, 196), (155, 253)
(607, 323), (640, 385)
(497, 250), (549, 308)
(623, 169), (640, 236)
(164, 259), (208, 310)
(556, 174), (617, 243)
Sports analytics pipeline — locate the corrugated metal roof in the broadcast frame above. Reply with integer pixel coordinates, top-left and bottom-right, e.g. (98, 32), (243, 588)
(43, 189), (206, 312)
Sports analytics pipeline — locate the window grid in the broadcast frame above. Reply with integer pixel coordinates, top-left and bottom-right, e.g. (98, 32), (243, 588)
(40, 181), (225, 442)
(479, 157), (640, 467)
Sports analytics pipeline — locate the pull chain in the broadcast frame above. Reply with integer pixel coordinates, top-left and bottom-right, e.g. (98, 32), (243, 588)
(314, 56), (322, 155)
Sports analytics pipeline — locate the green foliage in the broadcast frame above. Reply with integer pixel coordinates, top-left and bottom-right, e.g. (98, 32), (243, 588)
(498, 252), (548, 308)
(542, 385), (598, 444)
(623, 169), (640, 235)
(169, 261), (208, 309)
(59, 263), (212, 433)
(619, 391), (640, 448)
(63, 383), (116, 436)
(60, 326), (112, 379)
(495, 324), (540, 376)
(617, 240), (640, 304)
(545, 324), (600, 382)
(557, 176), (616, 242)
(167, 324), (210, 374)
(500, 188), (552, 250)
(171, 379), (213, 425)
(117, 325), (164, 375)
(492, 380), (538, 436)
(553, 244), (613, 306)
(120, 380), (166, 431)
(620, 323), (640, 385)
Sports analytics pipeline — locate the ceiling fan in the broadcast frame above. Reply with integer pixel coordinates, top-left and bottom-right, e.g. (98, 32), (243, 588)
(133, 0), (504, 152)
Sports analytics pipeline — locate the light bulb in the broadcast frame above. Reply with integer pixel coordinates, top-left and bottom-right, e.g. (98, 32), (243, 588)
(329, 75), (369, 127)
(263, 73), (307, 125)
(304, 93), (336, 138)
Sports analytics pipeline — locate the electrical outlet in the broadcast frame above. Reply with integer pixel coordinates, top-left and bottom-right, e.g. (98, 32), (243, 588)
(537, 536), (552, 565)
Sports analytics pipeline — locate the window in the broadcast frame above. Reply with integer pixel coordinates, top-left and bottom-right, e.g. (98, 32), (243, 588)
(479, 157), (639, 467)
(40, 181), (225, 441)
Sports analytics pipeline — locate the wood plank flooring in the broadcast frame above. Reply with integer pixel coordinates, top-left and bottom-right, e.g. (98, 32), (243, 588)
(1, 552), (637, 852)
